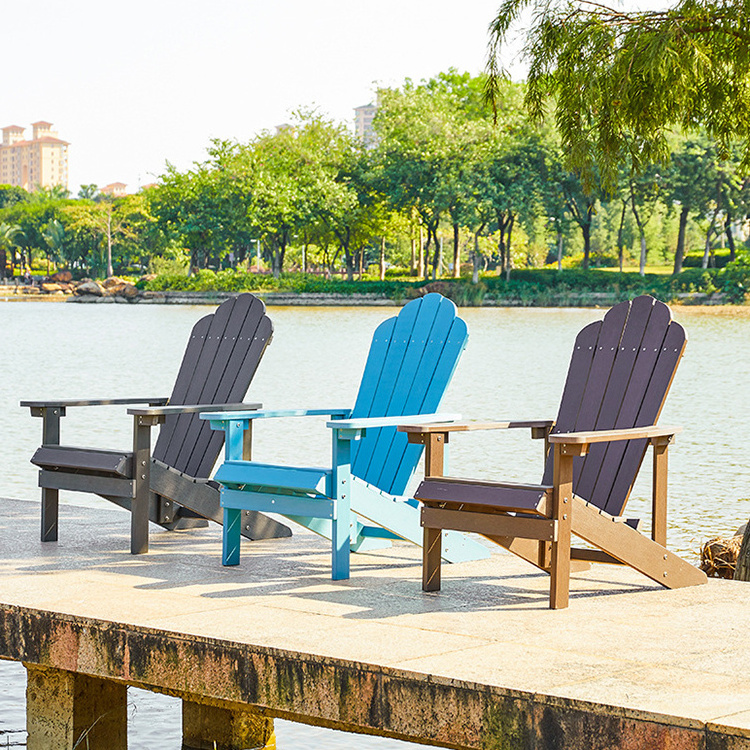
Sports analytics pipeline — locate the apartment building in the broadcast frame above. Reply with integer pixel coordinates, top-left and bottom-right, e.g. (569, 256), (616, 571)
(0, 121), (69, 191)
(354, 103), (377, 148)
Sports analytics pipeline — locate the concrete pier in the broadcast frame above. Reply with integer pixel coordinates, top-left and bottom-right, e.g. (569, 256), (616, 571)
(0, 497), (749, 749)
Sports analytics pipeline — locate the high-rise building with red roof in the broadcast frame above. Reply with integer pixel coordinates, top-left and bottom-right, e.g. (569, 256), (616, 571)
(0, 121), (69, 192)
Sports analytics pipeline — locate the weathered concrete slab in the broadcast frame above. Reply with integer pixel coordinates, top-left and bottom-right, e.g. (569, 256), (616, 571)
(0, 497), (748, 749)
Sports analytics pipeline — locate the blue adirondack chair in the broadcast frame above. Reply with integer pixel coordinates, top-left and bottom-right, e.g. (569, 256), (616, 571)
(200, 293), (490, 579)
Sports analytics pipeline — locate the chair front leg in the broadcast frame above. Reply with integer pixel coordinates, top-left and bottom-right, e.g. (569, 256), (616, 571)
(222, 505), (242, 566)
(33, 405), (65, 542)
(422, 525), (442, 591)
(422, 432), (448, 592)
(331, 431), (353, 580)
(131, 414), (160, 554)
(550, 443), (577, 609)
(651, 436), (670, 546)
(218, 418), (257, 567)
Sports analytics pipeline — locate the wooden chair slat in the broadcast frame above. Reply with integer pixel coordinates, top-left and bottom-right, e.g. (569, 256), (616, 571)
(380, 317), (468, 496)
(549, 320), (602, 436)
(350, 295), (439, 485)
(349, 316), (407, 421)
(158, 297), (238, 469)
(160, 295), (270, 477)
(572, 295), (657, 508)
(355, 296), (448, 488)
(349, 298), (427, 481)
(543, 300), (631, 487)
(191, 315), (273, 479)
(353, 295), (467, 496)
(32, 446), (133, 477)
(174, 295), (260, 475)
(179, 296), (270, 477)
(586, 300), (672, 513)
(603, 320), (686, 515)
(153, 315), (211, 464)
(416, 478), (548, 514)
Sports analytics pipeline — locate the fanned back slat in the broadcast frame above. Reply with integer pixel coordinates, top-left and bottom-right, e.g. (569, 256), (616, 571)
(542, 296), (685, 516)
(603, 319), (686, 514)
(586, 300), (671, 511)
(573, 295), (657, 502)
(153, 294), (272, 478)
(350, 294), (468, 496)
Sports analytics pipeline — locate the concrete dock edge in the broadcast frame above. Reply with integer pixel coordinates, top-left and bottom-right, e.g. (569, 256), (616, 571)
(1, 604), (747, 750)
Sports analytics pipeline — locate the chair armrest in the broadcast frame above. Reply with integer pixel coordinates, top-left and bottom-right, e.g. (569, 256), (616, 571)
(128, 402), (263, 417)
(548, 425), (681, 445)
(201, 407), (352, 428)
(23, 397), (168, 412)
(398, 419), (554, 434)
(328, 413), (461, 431)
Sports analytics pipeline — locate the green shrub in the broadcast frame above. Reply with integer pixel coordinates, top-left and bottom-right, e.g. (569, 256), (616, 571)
(148, 256), (189, 277)
(683, 249), (733, 269)
(718, 253), (750, 303)
(137, 266), (744, 304)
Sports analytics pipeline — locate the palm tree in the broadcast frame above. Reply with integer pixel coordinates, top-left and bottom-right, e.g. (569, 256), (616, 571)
(42, 219), (66, 275)
(77, 184), (99, 201)
(30, 185), (70, 203)
(0, 223), (24, 280)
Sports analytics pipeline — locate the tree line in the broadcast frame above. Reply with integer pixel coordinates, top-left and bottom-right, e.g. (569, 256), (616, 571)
(1, 70), (749, 282)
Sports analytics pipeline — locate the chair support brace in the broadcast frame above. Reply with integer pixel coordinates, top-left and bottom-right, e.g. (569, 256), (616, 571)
(415, 428), (706, 609)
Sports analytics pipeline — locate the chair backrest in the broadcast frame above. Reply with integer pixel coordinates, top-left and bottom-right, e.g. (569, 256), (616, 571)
(542, 295), (686, 516)
(153, 293), (272, 479)
(349, 293), (468, 496)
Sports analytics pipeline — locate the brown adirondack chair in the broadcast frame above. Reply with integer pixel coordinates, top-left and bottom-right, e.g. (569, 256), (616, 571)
(399, 295), (707, 608)
(22, 293), (291, 554)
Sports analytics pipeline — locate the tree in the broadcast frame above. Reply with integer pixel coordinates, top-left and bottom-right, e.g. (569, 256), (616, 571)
(662, 137), (721, 272)
(241, 113), (357, 278)
(374, 77), (505, 279)
(30, 185), (70, 202)
(0, 222), (23, 278)
(63, 195), (153, 277)
(0, 199), (68, 271)
(374, 84), (455, 279)
(0, 185), (29, 209)
(150, 145), (248, 273)
(487, 0), (750, 189)
(42, 219), (66, 273)
(78, 184), (99, 201)
(560, 171), (600, 269)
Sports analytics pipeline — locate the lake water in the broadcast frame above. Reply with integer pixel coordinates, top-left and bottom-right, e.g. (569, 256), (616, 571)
(1, 299), (749, 748)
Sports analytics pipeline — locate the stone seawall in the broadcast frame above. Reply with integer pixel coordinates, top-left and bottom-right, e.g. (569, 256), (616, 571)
(0, 284), (732, 306)
(61, 290), (729, 307)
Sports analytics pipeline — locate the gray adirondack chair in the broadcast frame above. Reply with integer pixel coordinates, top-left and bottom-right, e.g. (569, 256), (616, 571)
(23, 293), (291, 554)
(401, 295), (707, 608)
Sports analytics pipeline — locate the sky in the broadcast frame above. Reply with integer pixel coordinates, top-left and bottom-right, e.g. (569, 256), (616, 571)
(2, 0), (516, 195)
